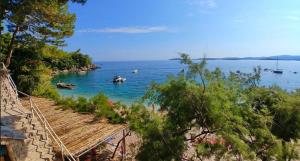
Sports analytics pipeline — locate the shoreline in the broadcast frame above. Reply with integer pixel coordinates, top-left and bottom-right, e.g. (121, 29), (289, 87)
(57, 92), (138, 106)
(51, 64), (98, 76)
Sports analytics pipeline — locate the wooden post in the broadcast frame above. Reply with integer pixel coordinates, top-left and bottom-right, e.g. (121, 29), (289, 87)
(122, 129), (126, 161)
(44, 118), (46, 129)
(31, 108), (34, 118)
(112, 129), (130, 159)
(61, 146), (65, 161)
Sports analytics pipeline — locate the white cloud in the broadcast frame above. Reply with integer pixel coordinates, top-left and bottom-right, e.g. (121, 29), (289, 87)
(186, 0), (217, 8)
(77, 26), (170, 34)
(285, 16), (300, 21)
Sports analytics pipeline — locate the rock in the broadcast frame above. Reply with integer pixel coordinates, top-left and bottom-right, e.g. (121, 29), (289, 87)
(52, 64), (98, 75)
(81, 67), (87, 71)
(90, 64), (97, 70)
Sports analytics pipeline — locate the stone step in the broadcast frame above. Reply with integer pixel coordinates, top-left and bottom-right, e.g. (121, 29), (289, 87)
(41, 153), (54, 161)
(1, 73), (55, 161)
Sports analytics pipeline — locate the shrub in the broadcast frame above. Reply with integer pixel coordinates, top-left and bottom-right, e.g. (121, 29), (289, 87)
(90, 93), (124, 123)
(9, 48), (44, 94)
(55, 93), (125, 123)
(57, 97), (77, 110)
(32, 66), (60, 101)
(33, 84), (60, 101)
(75, 96), (91, 112)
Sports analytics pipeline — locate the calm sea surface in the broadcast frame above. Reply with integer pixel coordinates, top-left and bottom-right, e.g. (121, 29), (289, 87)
(52, 60), (300, 104)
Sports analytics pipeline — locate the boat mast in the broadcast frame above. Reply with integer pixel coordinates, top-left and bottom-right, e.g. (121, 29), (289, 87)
(276, 56), (279, 70)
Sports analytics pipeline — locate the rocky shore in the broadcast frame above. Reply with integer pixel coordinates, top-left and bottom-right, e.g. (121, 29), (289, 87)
(52, 64), (98, 75)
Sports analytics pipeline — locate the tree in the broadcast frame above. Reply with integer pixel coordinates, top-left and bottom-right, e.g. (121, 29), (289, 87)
(70, 49), (92, 67)
(9, 47), (46, 94)
(128, 54), (300, 161)
(0, 0), (86, 67)
(0, 33), (10, 62)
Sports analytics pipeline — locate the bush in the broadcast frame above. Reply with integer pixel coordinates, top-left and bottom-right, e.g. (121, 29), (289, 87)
(55, 93), (125, 123)
(33, 84), (60, 101)
(75, 96), (91, 112)
(9, 48), (46, 94)
(57, 97), (77, 110)
(90, 93), (124, 123)
(32, 66), (60, 101)
(0, 33), (11, 62)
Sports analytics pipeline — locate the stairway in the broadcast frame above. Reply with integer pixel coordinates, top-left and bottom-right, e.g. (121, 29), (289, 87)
(1, 69), (55, 161)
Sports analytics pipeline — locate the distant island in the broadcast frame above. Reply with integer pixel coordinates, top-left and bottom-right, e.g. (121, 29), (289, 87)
(169, 55), (300, 61)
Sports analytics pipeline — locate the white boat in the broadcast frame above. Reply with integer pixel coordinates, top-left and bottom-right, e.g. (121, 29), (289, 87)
(132, 69), (138, 74)
(113, 76), (126, 83)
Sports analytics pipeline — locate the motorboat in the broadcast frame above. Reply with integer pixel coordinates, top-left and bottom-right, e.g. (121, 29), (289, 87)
(56, 82), (75, 89)
(113, 76), (126, 83)
(132, 69), (138, 74)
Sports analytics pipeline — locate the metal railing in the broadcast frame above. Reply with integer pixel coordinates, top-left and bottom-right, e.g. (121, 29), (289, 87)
(1, 63), (76, 161)
(18, 91), (76, 161)
(1, 63), (19, 101)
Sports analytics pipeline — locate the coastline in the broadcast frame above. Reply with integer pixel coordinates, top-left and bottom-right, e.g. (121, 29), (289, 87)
(52, 60), (300, 106)
(51, 64), (98, 76)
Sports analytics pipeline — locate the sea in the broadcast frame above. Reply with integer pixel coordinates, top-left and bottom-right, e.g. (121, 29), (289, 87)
(52, 60), (300, 104)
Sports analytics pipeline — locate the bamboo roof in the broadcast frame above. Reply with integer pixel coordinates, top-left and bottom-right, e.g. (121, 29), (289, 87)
(21, 97), (127, 157)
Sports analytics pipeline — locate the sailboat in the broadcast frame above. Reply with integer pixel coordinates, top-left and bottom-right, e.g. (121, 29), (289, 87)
(273, 57), (283, 74)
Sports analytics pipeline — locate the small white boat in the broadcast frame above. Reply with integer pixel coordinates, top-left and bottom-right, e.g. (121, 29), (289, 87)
(132, 69), (138, 74)
(113, 76), (126, 83)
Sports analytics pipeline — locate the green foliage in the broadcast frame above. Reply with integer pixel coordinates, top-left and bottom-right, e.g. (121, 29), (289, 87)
(9, 48), (44, 94)
(40, 45), (75, 70)
(4, 0), (76, 46)
(32, 68), (60, 101)
(41, 46), (92, 70)
(127, 103), (185, 161)
(271, 94), (300, 141)
(130, 54), (300, 161)
(1, 0), (91, 94)
(58, 97), (77, 110)
(1, 0), (87, 67)
(91, 93), (124, 123)
(5, 44), (92, 96)
(0, 33), (11, 61)
(70, 49), (92, 67)
(76, 96), (90, 112)
(57, 93), (124, 123)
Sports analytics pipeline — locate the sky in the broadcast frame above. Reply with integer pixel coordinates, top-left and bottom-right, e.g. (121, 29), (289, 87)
(64, 0), (300, 61)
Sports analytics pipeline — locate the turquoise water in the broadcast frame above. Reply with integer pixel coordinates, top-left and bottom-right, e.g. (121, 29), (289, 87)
(52, 60), (300, 104)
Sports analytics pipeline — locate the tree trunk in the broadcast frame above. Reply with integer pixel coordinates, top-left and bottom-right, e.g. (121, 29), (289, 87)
(0, 21), (2, 58)
(5, 25), (19, 68)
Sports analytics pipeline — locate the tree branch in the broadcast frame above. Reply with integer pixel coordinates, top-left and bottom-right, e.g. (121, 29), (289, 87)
(5, 25), (19, 67)
(185, 128), (221, 141)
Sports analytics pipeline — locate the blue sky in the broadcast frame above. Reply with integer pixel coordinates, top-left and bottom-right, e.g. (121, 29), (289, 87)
(65, 0), (300, 61)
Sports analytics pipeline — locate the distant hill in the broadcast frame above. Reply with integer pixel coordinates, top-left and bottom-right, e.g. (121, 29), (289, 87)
(169, 55), (300, 61)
